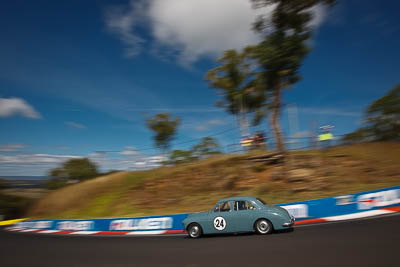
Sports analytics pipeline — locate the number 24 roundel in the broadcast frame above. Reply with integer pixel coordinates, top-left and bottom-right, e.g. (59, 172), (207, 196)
(213, 216), (226, 230)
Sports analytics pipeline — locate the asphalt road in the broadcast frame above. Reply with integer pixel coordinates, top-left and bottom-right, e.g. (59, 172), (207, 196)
(1, 214), (399, 267)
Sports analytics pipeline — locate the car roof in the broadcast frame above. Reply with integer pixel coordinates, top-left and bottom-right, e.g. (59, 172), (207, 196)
(217, 196), (258, 203)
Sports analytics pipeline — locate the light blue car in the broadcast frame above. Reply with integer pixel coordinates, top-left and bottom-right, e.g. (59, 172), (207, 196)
(182, 196), (294, 238)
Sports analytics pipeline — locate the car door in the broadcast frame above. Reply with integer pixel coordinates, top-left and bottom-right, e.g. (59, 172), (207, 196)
(207, 201), (236, 234)
(231, 200), (257, 232)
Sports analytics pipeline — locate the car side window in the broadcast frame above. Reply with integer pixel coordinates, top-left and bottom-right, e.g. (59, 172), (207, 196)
(220, 201), (231, 212)
(214, 201), (231, 212)
(234, 201), (255, 211)
(246, 201), (255, 210)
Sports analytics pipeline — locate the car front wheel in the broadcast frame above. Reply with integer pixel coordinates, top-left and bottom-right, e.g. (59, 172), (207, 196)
(188, 223), (202, 238)
(255, 219), (273, 235)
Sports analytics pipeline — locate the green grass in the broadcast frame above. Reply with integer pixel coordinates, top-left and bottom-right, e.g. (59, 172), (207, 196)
(28, 142), (400, 219)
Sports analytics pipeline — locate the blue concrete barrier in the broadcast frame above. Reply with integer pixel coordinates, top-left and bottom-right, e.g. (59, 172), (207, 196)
(279, 185), (399, 222)
(15, 185), (400, 233)
(17, 213), (189, 233)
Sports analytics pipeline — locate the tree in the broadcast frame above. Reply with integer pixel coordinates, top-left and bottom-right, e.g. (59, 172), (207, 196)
(192, 137), (221, 157)
(343, 84), (400, 143)
(169, 150), (196, 165)
(44, 178), (68, 190)
(46, 158), (99, 189)
(342, 128), (370, 145)
(146, 113), (181, 153)
(0, 193), (32, 220)
(62, 158), (98, 181)
(250, 0), (335, 153)
(168, 137), (221, 165)
(365, 85), (400, 141)
(205, 50), (265, 137)
(0, 178), (8, 190)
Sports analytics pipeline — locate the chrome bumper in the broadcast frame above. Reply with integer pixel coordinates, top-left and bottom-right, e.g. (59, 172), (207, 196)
(283, 216), (295, 227)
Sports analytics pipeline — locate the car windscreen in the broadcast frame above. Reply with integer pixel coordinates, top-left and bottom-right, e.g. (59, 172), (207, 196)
(256, 198), (267, 205)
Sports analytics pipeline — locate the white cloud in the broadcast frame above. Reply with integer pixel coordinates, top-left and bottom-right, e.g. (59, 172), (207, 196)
(104, 0), (147, 57)
(0, 97), (41, 119)
(0, 144), (28, 152)
(105, 0), (329, 65)
(0, 150), (167, 176)
(308, 4), (329, 29)
(0, 154), (80, 164)
(65, 121), (87, 129)
(119, 146), (138, 155)
(148, 0), (271, 65)
(148, 155), (165, 163)
(88, 152), (106, 158)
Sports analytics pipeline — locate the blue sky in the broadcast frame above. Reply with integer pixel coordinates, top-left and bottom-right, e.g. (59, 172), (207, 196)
(0, 0), (399, 176)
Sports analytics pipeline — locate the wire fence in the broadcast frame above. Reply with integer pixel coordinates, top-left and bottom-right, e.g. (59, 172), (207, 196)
(226, 135), (346, 154)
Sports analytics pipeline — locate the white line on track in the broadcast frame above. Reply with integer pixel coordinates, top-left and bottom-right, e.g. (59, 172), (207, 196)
(295, 212), (400, 228)
(126, 231), (165, 235)
(38, 230), (60, 234)
(69, 231), (99, 235)
(324, 209), (392, 221)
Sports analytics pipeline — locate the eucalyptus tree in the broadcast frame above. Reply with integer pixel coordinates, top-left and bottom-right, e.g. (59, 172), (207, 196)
(206, 49), (264, 137)
(250, 0), (335, 153)
(192, 137), (221, 157)
(365, 84), (400, 141)
(146, 113), (181, 154)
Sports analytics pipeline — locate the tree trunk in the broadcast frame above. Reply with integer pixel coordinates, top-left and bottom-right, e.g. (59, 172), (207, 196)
(270, 86), (285, 154)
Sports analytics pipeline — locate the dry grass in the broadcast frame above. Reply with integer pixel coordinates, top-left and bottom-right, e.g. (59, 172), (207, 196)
(28, 142), (400, 219)
(28, 171), (128, 218)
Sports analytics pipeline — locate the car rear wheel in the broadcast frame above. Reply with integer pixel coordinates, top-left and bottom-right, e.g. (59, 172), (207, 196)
(255, 219), (273, 235)
(188, 223), (202, 238)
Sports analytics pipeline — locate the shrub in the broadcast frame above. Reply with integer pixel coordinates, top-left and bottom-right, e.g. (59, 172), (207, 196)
(44, 178), (69, 190)
(252, 165), (266, 172)
(46, 158), (99, 190)
(0, 193), (32, 220)
(0, 178), (8, 190)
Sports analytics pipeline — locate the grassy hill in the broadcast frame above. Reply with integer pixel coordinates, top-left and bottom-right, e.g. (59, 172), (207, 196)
(28, 142), (400, 219)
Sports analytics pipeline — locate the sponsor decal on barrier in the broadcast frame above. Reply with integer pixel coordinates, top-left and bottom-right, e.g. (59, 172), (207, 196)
(18, 221), (53, 229)
(357, 189), (400, 210)
(335, 195), (355, 206)
(280, 204), (308, 218)
(109, 217), (173, 231)
(57, 221), (94, 231)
